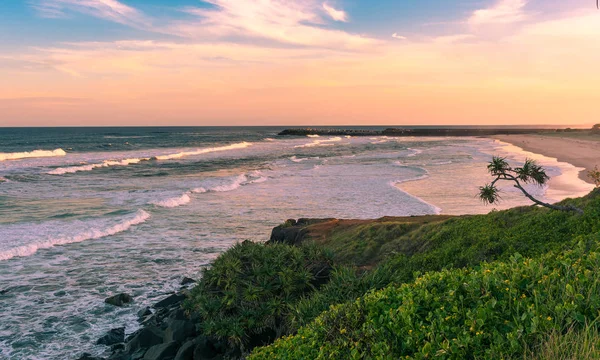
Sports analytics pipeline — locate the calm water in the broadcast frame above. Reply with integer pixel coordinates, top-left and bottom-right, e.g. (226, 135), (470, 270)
(0, 127), (593, 359)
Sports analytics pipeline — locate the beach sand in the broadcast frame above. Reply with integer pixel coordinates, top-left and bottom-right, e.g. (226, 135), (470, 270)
(493, 134), (599, 184)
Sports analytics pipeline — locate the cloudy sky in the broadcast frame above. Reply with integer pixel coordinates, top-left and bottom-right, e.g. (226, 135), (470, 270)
(1, 0), (598, 126)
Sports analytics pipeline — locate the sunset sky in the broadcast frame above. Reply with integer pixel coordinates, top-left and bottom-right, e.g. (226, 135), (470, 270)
(1, 0), (599, 126)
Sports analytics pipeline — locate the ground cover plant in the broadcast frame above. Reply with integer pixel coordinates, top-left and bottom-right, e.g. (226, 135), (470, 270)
(251, 240), (600, 359)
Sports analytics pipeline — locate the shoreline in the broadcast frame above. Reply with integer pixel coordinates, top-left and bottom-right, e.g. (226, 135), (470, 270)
(492, 134), (599, 185)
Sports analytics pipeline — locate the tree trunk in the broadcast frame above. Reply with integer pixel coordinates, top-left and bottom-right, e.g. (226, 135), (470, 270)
(513, 183), (584, 215)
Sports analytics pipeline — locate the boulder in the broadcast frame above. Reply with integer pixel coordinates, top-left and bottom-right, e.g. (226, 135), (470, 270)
(164, 319), (196, 343)
(97, 327), (125, 346)
(76, 353), (104, 360)
(125, 326), (164, 353)
(180, 277), (196, 286)
(174, 340), (195, 360)
(138, 307), (152, 318)
(105, 293), (133, 307)
(192, 336), (221, 360)
(143, 341), (180, 360)
(154, 293), (186, 309)
(268, 218), (333, 246)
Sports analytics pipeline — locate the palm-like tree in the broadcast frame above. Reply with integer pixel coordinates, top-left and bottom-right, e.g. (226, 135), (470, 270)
(479, 156), (583, 214)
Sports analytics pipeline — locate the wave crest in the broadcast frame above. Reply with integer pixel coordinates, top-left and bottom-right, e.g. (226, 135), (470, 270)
(0, 149), (66, 162)
(151, 194), (191, 208)
(0, 210), (150, 261)
(48, 142), (253, 175)
(153, 142), (252, 160)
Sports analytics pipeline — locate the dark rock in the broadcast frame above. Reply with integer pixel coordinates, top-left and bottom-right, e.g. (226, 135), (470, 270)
(164, 319), (196, 343)
(154, 293), (186, 309)
(174, 340), (195, 360)
(138, 307), (152, 318)
(97, 327), (125, 346)
(107, 352), (129, 360)
(76, 353), (104, 360)
(180, 277), (196, 286)
(143, 341), (180, 360)
(167, 308), (187, 322)
(125, 326), (164, 353)
(111, 343), (125, 352)
(269, 218), (333, 246)
(192, 336), (221, 360)
(105, 293), (133, 307)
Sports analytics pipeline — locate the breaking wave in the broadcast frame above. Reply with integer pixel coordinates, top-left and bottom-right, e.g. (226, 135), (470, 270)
(0, 210), (150, 261)
(49, 158), (149, 175)
(153, 142), (252, 160)
(295, 137), (342, 148)
(48, 142), (252, 175)
(0, 149), (67, 162)
(151, 194), (191, 208)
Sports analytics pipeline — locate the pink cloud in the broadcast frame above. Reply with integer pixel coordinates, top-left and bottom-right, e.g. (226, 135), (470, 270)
(322, 3), (348, 22)
(468, 0), (529, 26)
(32, 0), (149, 27)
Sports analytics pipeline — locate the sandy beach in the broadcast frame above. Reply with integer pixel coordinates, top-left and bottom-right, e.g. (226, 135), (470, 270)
(493, 134), (599, 184)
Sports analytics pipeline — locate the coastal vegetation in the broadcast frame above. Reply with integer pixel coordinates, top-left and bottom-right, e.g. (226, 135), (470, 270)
(179, 190), (600, 358)
(479, 157), (584, 214)
(589, 166), (600, 188)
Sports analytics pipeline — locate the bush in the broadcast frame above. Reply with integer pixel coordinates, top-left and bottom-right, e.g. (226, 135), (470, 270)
(287, 194), (600, 331)
(185, 241), (333, 352)
(589, 166), (600, 188)
(251, 241), (600, 359)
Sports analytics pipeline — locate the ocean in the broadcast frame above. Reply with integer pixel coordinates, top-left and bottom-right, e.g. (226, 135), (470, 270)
(0, 127), (593, 359)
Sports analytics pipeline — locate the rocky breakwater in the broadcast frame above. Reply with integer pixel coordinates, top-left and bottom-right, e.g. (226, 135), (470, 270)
(76, 277), (235, 360)
(278, 127), (549, 137)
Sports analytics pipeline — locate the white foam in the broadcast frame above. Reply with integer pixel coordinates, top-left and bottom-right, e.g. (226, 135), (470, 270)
(290, 156), (319, 163)
(307, 134), (320, 138)
(191, 187), (207, 194)
(390, 176), (443, 215)
(264, 138), (277, 142)
(49, 157), (148, 175)
(153, 142), (252, 160)
(492, 140), (595, 201)
(247, 176), (268, 184)
(151, 193), (191, 208)
(0, 210), (150, 261)
(371, 139), (388, 144)
(210, 174), (248, 192)
(295, 137), (342, 148)
(407, 148), (424, 157)
(0, 148), (66, 162)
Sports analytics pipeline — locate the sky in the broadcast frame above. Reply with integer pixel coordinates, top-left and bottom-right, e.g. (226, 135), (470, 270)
(0, 0), (599, 126)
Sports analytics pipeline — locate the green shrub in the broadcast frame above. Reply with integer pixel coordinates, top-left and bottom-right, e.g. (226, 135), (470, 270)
(251, 242), (600, 359)
(287, 193), (600, 331)
(185, 241), (333, 352)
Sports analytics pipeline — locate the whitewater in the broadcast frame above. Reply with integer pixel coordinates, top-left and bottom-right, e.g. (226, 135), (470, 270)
(0, 127), (593, 360)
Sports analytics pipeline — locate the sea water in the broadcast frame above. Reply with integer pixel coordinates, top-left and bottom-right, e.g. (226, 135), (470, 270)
(0, 127), (593, 359)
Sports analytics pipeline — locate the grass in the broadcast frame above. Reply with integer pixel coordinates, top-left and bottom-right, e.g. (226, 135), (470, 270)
(519, 324), (600, 360)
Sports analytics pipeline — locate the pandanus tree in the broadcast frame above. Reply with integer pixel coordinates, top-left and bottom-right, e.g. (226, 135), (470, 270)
(479, 156), (584, 214)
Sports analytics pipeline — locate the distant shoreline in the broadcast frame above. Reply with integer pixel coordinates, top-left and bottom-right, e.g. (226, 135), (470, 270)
(492, 134), (599, 185)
